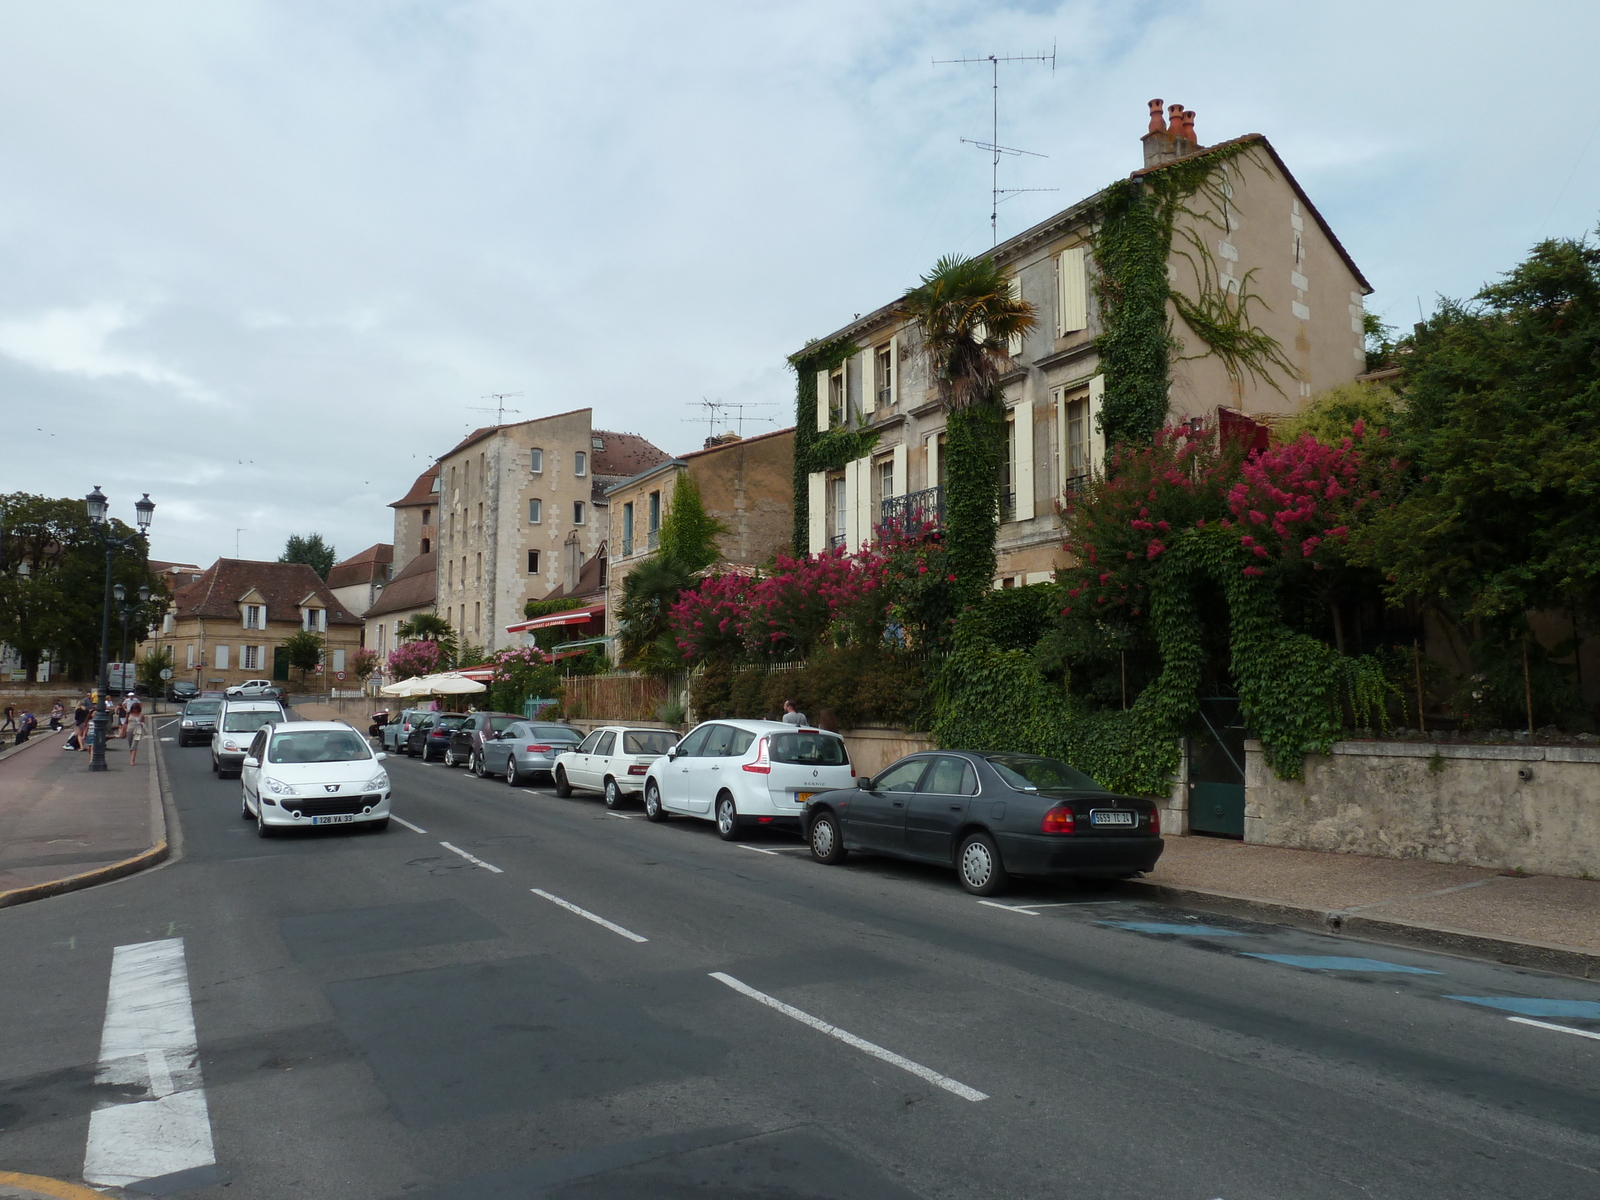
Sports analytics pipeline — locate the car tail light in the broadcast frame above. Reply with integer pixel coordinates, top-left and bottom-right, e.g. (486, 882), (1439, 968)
(1148, 807), (1161, 835)
(526, 744), (551, 753)
(1040, 806), (1076, 834)
(628, 764), (649, 776)
(742, 736), (771, 774)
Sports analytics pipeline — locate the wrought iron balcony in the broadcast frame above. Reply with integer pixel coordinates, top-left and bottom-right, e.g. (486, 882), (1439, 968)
(828, 533), (846, 549)
(1000, 490), (1016, 523)
(1062, 473), (1090, 500)
(879, 486), (945, 539)
(647, 529), (660, 551)
(621, 538), (633, 557)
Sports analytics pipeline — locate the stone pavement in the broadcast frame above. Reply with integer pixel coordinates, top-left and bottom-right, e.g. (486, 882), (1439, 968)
(0, 721), (165, 904)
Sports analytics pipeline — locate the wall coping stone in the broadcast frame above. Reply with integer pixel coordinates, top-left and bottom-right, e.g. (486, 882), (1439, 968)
(1243, 737), (1600, 765)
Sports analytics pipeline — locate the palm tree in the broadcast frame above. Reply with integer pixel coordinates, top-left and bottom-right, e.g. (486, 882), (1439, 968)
(615, 554), (696, 676)
(898, 253), (1036, 598)
(395, 613), (459, 668)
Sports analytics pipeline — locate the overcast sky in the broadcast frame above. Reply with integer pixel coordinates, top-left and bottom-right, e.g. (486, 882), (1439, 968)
(2, 0), (1596, 570)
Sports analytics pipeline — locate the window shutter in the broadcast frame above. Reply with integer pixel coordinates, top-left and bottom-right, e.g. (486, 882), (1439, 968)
(888, 333), (900, 405)
(891, 442), (907, 498)
(216, 645), (229, 670)
(1012, 399), (1035, 520)
(925, 434), (939, 492)
(857, 455), (875, 546)
(1056, 246), (1087, 336)
(807, 472), (827, 553)
(858, 349), (874, 416)
(1008, 276), (1024, 357)
(334, 648), (346, 673)
(1087, 373), (1106, 474)
(815, 370), (829, 431)
(842, 458), (859, 550)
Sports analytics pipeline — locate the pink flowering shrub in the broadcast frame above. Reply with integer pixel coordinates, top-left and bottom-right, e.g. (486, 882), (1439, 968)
(669, 573), (753, 662)
(387, 639), (444, 679)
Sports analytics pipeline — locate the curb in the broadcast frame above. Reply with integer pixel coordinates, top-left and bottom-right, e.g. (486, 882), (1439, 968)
(0, 727), (70, 765)
(1120, 878), (1600, 980)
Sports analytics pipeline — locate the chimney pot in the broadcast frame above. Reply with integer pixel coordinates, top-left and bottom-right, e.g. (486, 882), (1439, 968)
(1147, 98), (1166, 134)
(1183, 110), (1198, 146)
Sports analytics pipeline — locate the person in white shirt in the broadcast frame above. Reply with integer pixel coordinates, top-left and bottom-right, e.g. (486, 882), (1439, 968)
(781, 699), (808, 727)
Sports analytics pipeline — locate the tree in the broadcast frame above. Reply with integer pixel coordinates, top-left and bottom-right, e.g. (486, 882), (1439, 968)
(395, 612), (458, 666)
(279, 533), (336, 580)
(138, 646), (174, 693)
(897, 254), (1036, 600)
(349, 649), (380, 691)
(281, 630), (324, 685)
(658, 474), (726, 572)
(615, 473), (729, 673)
(388, 639), (444, 679)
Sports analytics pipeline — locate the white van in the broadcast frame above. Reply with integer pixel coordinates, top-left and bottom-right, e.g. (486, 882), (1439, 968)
(212, 699), (287, 777)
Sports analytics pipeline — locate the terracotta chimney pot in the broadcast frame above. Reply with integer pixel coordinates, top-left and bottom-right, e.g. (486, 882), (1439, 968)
(1147, 99), (1166, 134)
(1183, 110), (1198, 145)
(1168, 103), (1185, 135)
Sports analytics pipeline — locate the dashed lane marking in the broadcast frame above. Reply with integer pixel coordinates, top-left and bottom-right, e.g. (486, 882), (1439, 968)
(710, 971), (987, 1102)
(439, 841), (502, 873)
(391, 815), (427, 834)
(531, 888), (648, 942)
(1244, 954), (1440, 974)
(1508, 1016), (1600, 1042)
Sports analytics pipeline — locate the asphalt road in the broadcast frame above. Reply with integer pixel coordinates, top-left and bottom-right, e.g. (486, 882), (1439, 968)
(2, 716), (1599, 1199)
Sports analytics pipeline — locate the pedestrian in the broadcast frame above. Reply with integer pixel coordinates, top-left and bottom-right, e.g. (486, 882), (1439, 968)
(126, 703), (146, 764)
(1, 704), (15, 732)
(49, 701), (64, 731)
(73, 697), (91, 751)
(114, 696), (130, 739)
(816, 708), (841, 733)
(15, 710), (37, 745)
(781, 698), (808, 727)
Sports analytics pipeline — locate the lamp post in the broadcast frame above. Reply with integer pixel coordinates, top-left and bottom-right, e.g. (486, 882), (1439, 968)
(86, 487), (155, 772)
(114, 582), (152, 695)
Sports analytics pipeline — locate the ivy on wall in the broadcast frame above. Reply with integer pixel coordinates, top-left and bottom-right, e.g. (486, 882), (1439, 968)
(787, 336), (878, 554)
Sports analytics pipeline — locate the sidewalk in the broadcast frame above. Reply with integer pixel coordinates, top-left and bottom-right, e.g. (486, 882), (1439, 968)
(1134, 834), (1600, 978)
(0, 724), (166, 906)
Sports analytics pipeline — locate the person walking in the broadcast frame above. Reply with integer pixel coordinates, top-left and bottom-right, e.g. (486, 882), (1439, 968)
(15, 710), (37, 745)
(781, 699), (808, 727)
(1, 705), (15, 733)
(73, 697), (91, 751)
(49, 701), (64, 731)
(126, 703), (146, 765)
(114, 696), (130, 739)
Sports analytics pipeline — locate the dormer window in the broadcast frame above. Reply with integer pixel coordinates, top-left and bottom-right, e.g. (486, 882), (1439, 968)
(244, 604), (263, 630)
(301, 607), (326, 632)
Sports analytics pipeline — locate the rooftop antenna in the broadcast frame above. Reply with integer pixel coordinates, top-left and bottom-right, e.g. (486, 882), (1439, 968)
(235, 528), (246, 558)
(934, 47), (1059, 244)
(469, 391), (524, 425)
(682, 398), (778, 441)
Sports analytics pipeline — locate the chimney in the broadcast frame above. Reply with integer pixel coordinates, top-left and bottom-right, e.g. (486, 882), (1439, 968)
(1140, 99), (1202, 167)
(564, 533), (582, 594)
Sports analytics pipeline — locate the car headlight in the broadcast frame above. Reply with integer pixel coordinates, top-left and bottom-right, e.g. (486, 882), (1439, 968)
(182, 720), (194, 727)
(364, 771), (389, 791)
(262, 777), (297, 797)
(223, 740), (239, 750)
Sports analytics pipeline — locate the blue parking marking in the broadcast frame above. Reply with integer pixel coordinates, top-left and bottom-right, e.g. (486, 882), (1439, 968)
(1446, 997), (1600, 1018)
(1099, 921), (1246, 936)
(1244, 954), (1440, 974)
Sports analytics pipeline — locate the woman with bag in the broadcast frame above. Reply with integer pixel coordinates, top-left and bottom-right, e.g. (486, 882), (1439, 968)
(126, 703), (146, 764)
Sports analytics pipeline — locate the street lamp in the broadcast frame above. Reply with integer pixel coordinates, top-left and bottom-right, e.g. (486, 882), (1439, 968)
(113, 582), (152, 693)
(86, 487), (154, 772)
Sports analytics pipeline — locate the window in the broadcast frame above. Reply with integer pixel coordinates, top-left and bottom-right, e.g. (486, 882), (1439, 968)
(421, 537), (431, 554)
(875, 345), (894, 407)
(422, 508), (431, 526)
(477, 502), (483, 529)
(528, 498), (542, 523)
(1000, 414), (1015, 521)
(333, 648), (346, 672)
(622, 501), (634, 555)
(877, 457), (894, 503)
(873, 758), (929, 792)
(462, 557), (468, 589)
(921, 755), (979, 795)
(674, 726), (712, 757)
(215, 645), (229, 670)
(476, 552), (482, 585)
(474, 602), (480, 632)
(647, 490), (660, 549)
(574, 500), (586, 525)
(831, 476), (847, 539)
(936, 433), (948, 488)
(591, 436), (604, 450)
(303, 608), (325, 632)
(186, 644), (195, 669)
(1065, 396), (1088, 480)
(770, 732), (849, 766)
(624, 730), (676, 755)
(244, 605), (262, 630)
(447, 558), (454, 588)
(530, 448), (544, 473)
(577, 730), (603, 754)
(574, 451), (587, 477)
(828, 369), (845, 427)
(594, 731), (616, 756)
(527, 549), (541, 574)
(242, 645), (261, 671)
(430, 475), (440, 494)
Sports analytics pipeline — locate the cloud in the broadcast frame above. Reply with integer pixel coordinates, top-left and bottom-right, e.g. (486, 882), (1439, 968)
(0, 302), (212, 400)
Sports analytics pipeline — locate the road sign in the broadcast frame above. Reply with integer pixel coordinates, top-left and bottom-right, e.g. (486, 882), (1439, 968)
(160, 668), (174, 680)
(336, 671), (346, 680)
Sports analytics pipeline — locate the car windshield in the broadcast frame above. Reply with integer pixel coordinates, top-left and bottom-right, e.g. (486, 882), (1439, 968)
(770, 732), (849, 766)
(268, 729), (372, 764)
(987, 755), (1106, 793)
(623, 730), (676, 755)
(531, 724), (579, 741)
(186, 701), (222, 715)
(223, 711), (278, 733)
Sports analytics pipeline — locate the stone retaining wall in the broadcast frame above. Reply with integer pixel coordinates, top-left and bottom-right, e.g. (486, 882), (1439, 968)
(1244, 738), (1600, 878)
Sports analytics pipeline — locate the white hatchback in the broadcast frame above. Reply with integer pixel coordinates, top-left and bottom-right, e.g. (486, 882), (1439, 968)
(642, 719), (854, 840)
(553, 726), (679, 808)
(240, 721), (392, 838)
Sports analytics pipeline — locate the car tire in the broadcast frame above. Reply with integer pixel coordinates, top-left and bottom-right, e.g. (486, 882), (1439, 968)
(956, 831), (1008, 896)
(256, 805), (277, 839)
(444, 747), (458, 768)
(715, 793), (742, 841)
(603, 777), (622, 809)
(808, 810), (847, 864)
(241, 791), (253, 820)
(643, 781), (667, 822)
(369, 818), (389, 832)
(506, 759), (523, 787)
(211, 756), (218, 773)
(472, 751), (486, 778)
(554, 767), (572, 798)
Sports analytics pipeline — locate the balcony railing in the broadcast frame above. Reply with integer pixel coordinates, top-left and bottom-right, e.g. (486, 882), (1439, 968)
(1062, 473), (1090, 501)
(828, 533), (846, 549)
(621, 538), (633, 557)
(647, 529), (660, 551)
(1000, 490), (1016, 523)
(879, 486), (945, 539)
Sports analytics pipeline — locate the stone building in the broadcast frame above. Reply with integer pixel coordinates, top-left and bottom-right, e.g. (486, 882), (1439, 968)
(795, 104), (1372, 585)
(326, 543), (394, 626)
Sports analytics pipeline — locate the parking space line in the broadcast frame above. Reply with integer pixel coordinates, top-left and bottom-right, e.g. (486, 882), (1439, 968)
(1507, 1016), (1600, 1042)
(531, 888), (648, 942)
(736, 844), (779, 856)
(391, 815), (427, 834)
(605, 812), (633, 820)
(440, 841), (502, 873)
(709, 971), (988, 1102)
(977, 900), (1041, 915)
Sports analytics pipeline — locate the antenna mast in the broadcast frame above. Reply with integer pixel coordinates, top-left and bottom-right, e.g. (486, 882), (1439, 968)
(934, 47), (1058, 244)
(682, 399), (778, 442)
(470, 391), (524, 425)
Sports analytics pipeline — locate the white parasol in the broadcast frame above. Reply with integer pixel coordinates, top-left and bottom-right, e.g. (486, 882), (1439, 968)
(379, 676), (436, 697)
(421, 671), (488, 695)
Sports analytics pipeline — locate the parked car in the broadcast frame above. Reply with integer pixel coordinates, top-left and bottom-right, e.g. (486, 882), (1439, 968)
(480, 721), (584, 785)
(553, 726), (678, 807)
(802, 751), (1164, 896)
(226, 679), (286, 701)
(446, 712), (523, 769)
(240, 721), (391, 837)
(167, 680), (200, 702)
(380, 708), (429, 753)
(642, 720), (854, 840)
(406, 712), (471, 762)
(210, 699), (287, 777)
(177, 698), (225, 746)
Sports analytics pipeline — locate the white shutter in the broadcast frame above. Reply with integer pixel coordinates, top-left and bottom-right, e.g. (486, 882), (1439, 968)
(1087, 373), (1106, 474)
(859, 455), (876, 546)
(1056, 246), (1087, 336)
(216, 644), (229, 670)
(1013, 399), (1035, 520)
(858, 349), (874, 416)
(807, 472), (827, 553)
(842, 459), (859, 550)
(925, 434), (939, 492)
(891, 442), (907, 498)
(1008, 276), (1024, 357)
(888, 333), (900, 405)
(334, 648), (346, 673)
(815, 370), (829, 432)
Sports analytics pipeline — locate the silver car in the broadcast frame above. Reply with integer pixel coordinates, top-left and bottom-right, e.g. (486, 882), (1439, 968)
(381, 707), (430, 753)
(480, 721), (583, 785)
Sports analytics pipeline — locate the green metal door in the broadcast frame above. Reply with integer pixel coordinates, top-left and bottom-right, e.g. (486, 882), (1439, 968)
(272, 646), (290, 682)
(1187, 697), (1246, 838)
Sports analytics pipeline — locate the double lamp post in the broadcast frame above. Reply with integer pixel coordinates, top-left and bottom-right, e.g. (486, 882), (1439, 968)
(84, 486), (154, 773)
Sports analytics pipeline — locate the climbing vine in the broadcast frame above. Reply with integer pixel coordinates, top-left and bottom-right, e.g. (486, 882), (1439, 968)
(787, 336), (877, 554)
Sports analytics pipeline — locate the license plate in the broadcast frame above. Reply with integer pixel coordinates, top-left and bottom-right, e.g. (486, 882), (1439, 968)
(796, 792), (816, 804)
(1089, 809), (1135, 827)
(311, 814), (355, 825)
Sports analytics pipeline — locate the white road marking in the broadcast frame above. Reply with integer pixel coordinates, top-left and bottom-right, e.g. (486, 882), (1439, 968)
(1509, 1016), (1600, 1042)
(83, 939), (216, 1188)
(605, 812), (633, 820)
(391, 815), (427, 834)
(709, 971), (988, 1102)
(977, 900), (1040, 915)
(737, 844), (779, 856)
(531, 888), (648, 942)
(159, 737), (175, 742)
(440, 841), (503, 873)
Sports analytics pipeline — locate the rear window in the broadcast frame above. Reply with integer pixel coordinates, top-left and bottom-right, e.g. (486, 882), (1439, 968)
(532, 724), (580, 741)
(623, 730), (676, 755)
(770, 732), (849, 766)
(186, 701), (222, 715)
(987, 755), (1106, 793)
(223, 711), (278, 733)
(268, 729), (372, 763)
(488, 716), (518, 734)
(433, 714), (469, 730)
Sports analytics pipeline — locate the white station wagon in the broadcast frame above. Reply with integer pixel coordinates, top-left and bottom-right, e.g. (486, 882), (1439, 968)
(553, 726), (678, 808)
(642, 719), (854, 839)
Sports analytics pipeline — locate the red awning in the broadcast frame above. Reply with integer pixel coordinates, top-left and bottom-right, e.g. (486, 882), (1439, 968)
(504, 603), (605, 634)
(455, 665), (495, 682)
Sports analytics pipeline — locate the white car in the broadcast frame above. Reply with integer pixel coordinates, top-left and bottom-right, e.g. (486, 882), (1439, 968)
(240, 721), (392, 838)
(553, 726), (679, 808)
(211, 699), (286, 777)
(642, 719), (855, 840)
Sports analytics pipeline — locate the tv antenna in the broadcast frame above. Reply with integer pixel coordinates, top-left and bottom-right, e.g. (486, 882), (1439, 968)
(235, 529), (246, 558)
(470, 391), (524, 425)
(682, 398), (778, 441)
(934, 48), (1059, 243)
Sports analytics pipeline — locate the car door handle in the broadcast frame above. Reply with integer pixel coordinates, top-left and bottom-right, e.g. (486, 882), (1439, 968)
(949, 804), (963, 811)
(892, 800), (905, 807)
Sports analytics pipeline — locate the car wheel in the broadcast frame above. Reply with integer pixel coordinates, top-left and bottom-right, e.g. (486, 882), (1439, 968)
(603, 777), (622, 809)
(256, 804), (277, 839)
(472, 751), (486, 778)
(506, 759), (523, 787)
(957, 831), (1008, 896)
(241, 791), (253, 820)
(643, 781), (667, 822)
(210, 756), (218, 773)
(444, 747), (458, 768)
(716, 793), (742, 841)
(808, 811), (847, 864)
(554, 766), (572, 798)
(369, 818), (389, 832)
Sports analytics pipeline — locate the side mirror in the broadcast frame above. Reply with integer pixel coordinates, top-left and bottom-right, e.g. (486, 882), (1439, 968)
(374, 751), (387, 760)
(243, 756), (259, 768)
(667, 748), (678, 760)
(857, 776), (873, 790)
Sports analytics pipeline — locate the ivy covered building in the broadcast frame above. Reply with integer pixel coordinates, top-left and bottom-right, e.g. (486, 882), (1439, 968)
(792, 103), (1372, 585)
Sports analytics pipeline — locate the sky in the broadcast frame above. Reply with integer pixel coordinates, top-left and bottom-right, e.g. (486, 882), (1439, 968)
(2, 0), (1596, 570)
